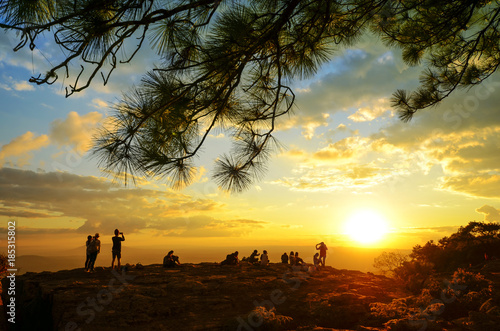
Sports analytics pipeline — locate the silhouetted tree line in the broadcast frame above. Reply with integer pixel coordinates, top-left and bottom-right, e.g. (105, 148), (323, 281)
(375, 221), (500, 293)
(408, 221), (500, 272)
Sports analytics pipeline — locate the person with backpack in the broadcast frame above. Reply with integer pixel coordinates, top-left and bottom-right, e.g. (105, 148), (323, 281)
(87, 233), (101, 272)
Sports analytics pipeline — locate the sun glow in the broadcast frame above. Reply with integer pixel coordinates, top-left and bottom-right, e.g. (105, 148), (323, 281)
(344, 210), (389, 245)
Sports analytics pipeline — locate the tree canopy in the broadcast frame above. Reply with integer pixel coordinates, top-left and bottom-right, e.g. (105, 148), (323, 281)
(2, 0), (500, 191)
(408, 221), (500, 272)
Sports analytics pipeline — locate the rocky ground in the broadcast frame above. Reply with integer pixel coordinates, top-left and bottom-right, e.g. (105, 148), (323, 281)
(2, 261), (500, 330)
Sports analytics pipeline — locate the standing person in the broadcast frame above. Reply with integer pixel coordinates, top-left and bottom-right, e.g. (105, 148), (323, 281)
(84, 235), (92, 271)
(111, 229), (125, 270)
(87, 233), (101, 272)
(316, 241), (328, 267)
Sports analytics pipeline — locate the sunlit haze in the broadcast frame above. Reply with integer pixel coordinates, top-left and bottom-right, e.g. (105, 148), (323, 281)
(343, 210), (389, 246)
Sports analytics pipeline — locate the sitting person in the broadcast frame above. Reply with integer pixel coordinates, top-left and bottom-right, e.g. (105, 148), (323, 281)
(163, 250), (181, 268)
(281, 252), (288, 264)
(221, 251), (239, 265)
(313, 253), (320, 267)
(260, 250), (269, 266)
(294, 252), (305, 266)
(248, 249), (260, 264)
(289, 251), (295, 265)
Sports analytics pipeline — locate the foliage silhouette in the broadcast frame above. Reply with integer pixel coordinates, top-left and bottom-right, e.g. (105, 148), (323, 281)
(3, 1), (500, 191)
(409, 221), (500, 272)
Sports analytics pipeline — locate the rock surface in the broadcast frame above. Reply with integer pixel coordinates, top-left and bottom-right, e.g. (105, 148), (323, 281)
(1, 263), (406, 330)
(3, 261), (500, 330)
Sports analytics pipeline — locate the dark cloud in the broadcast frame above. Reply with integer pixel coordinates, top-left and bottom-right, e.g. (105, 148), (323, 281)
(0, 168), (267, 237)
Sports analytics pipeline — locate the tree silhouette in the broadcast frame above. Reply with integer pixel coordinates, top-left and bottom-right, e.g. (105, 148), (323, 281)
(409, 221), (500, 272)
(2, 0), (499, 191)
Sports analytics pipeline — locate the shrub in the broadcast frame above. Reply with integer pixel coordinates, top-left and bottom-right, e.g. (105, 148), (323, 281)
(393, 261), (434, 294)
(236, 306), (293, 331)
(373, 251), (409, 276)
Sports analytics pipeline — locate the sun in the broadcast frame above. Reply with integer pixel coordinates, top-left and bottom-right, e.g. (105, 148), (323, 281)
(344, 210), (389, 245)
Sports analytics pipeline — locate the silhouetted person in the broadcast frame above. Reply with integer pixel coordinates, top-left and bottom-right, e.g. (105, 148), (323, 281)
(294, 252), (304, 266)
(260, 250), (269, 266)
(163, 250), (181, 267)
(111, 229), (125, 270)
(221, 251), (239, 265)
(289, 251), (295, 265)
(248, 249), (260, 264)
(87, 233), (101, 272)
(316, 242), (328, 267)
(281, 252), (288, 264)
(84, 235), (92, 271)
(313, 253), (320, 268)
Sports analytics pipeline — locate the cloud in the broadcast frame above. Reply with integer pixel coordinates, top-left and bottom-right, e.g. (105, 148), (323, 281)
(0, 168), (266, 237)
(348, 98), (394, 122)
(393, 225), (463, 243)
(49, 111), (103, 152)
(379, 112), (500, 198)
(0, 111), (103, 167)
(0, 131), (50, 166)
(476, 205), (500, 222)
(91, 98), (110, 109)
(441, 174), (500, 199)
(0, 82), (12, 91)
(272, 162), (396, 192)
(281, 37), (421, 137)
(13, 80), (35, 91)
(312, 136), (368, 161)
(146, 216), (269, 237)
(273, 134), (420, 192)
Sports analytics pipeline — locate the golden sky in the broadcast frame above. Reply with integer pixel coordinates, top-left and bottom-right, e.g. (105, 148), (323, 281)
(1, 32), (500, 262)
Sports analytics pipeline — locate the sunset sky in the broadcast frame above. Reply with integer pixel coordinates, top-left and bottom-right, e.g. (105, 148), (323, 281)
(1, 28), (500, 267)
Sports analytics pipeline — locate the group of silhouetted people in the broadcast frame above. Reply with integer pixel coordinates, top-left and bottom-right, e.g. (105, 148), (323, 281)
(221, 251), (240, 265)
(280, 242), (328, 268)
(219, 242), (328, 268)
(238, 249), (270, 266)
(84, 229), (125, 272)
(85, 237), (327, 271)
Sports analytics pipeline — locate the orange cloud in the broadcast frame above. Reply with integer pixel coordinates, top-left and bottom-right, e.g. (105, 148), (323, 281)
(0, 131), (49, 166)
(49, 111), (103, 152)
